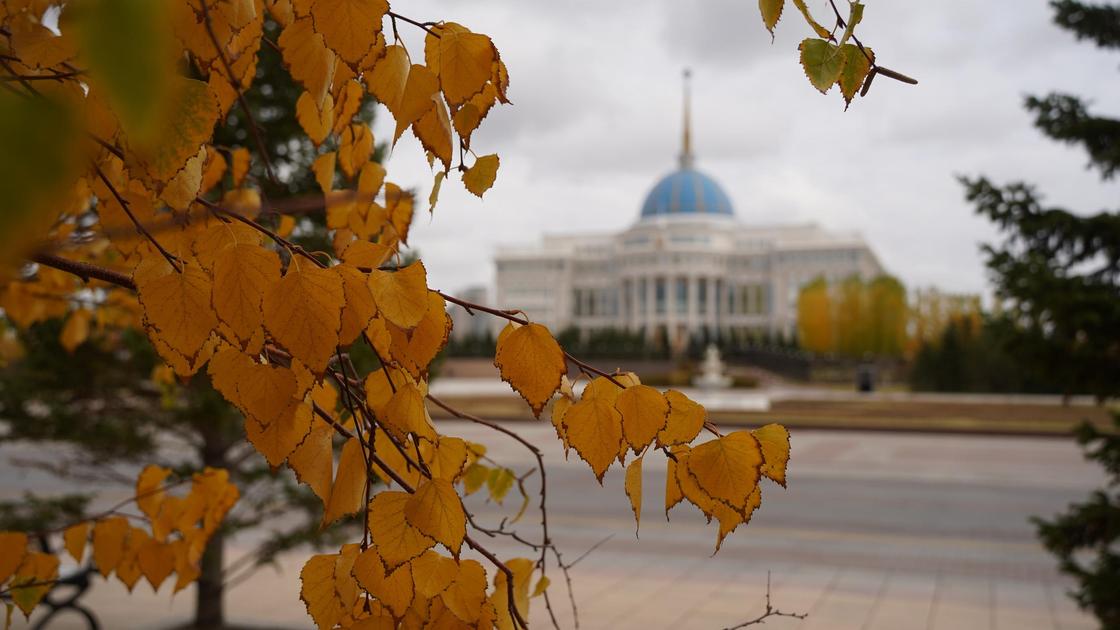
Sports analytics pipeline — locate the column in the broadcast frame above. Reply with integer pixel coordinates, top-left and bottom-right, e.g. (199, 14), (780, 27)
(707, 276), (718, 334)
(687, 276), (698, 341)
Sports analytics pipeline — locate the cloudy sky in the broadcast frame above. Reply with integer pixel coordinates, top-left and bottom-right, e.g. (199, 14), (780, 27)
(370, 0), (1120, 299)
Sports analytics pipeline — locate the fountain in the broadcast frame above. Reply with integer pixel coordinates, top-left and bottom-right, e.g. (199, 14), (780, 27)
(692, 344), (732, 389)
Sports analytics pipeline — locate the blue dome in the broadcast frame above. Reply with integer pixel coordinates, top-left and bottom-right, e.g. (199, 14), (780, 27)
(640, 168), (734, 219)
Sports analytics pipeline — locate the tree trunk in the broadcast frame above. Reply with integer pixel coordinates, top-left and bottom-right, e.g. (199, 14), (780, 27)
(194, 529), (225, 629)
(194, 411), (231, 629)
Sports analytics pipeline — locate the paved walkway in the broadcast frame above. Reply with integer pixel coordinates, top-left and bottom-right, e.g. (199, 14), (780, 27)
(2, 425), (1104, 629)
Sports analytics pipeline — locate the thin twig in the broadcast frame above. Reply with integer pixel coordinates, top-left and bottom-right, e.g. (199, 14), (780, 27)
(94, 166), (182, 270)
(722, 572), (807, 629)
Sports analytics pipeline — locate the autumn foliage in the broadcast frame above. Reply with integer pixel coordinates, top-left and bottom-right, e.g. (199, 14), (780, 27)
(0, 0), (906, 627)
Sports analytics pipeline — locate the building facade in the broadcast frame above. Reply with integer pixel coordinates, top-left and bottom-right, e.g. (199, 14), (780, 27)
(492, 79), (884, 350)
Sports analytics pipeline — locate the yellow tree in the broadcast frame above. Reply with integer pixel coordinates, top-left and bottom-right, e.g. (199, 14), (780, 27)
(796, 276), (834, 353)
(0, 0), (912, 627)
(866, 276), (907, 356)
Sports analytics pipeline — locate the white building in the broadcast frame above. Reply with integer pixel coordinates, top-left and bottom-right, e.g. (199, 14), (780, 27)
(493, 76), (884, 351)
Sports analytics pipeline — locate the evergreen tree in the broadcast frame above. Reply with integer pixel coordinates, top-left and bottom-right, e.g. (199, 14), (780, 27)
(961, 2), (1120, 626)
(961, 1), (1120, 403)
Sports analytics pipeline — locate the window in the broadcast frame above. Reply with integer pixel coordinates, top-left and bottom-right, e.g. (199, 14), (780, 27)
(676, 277), (687, 314)
(698, 279), (707, 315)
(655, 278), (666, 314)
(638, 278), (648, 314)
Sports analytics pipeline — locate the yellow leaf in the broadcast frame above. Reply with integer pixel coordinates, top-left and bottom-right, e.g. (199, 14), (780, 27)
(615, 385), (669, 453)
(486, 467), (516, 505)
(404, 479), (467, 555)
(563, 397), (623, 483)
(386, 183), (415, 244)
(235, 360), (302, 428)
(337, 265), (377, 346)
(838, 43), (873, 108)
(369, 425), (423, 490)
(492, 557), (533, 630)
(322, 436), (367, 527)
(425, 436), (469, 481)
(332, 79), (365, 135)
(382, 382), (436, 442)
(137, 537), (175, 591)
(532, 575), (550, 598)
(392, 64), (439, 144)
(309, 0), (388, 67)
(59, 308), (92, 352)
(63, 523), (89, 563)
(212, 242), (281, 347)
(656, 389), (705, 447)
(428, 170), (445, 214)
(463, 154), (499, 198)
(413, 99), (453, 170)
(230, 147), (251, 187)
(714, 486), (761, 553)
(410, 549), (458, 599)
(686, 431), (764, 511)
(367, 491), (435, 571)
(0, 531), (28, 585)
(341, 239), (392, 269)
(313, 151), (336, 193)
(335, 543), (362, 615)
(665, 451), (685, 518)
(192, 222), (262, 270)
(245, 400), (313, 467)
(368, 260), (429, 329)
(550, 397), (571, 454)
(799, 38), (846, 94)
(92, 516), (130, 577)
(758, 0), (785, 34)
(492, 58), (511, 104)
(625, 455), (643, 536)
(388, 291), (452, 379)
(338, 123), (373, 178)
(358, 161), (387, 201)
(279, 17), (337, 109)
(301, 553), (345, 630)
(134, 257), (218, 362)
(752, 423), (791, 487)
(136, 464), (171, 521)
(278, 214), (296, 238)
(290, 418), (335, 505)
(582, 372), (639, 406)
(791, 0), (832, 38)
(297, 89), (335, 145)
(367, 44), (409, 115)
(427, 24), (496, 106)
(9, 552), (58, 618)
(352, 545), (414, 617)
(130, 77), (219, 184)
(493, 322), (566, 417)
(461, 463), (489, 496)
(262, 264), (344, 374)
(440, 558), (488, 624)
(453, 83), (497, 146)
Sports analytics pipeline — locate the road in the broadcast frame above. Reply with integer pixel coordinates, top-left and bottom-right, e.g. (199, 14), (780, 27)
(1, 423), (1104, 629)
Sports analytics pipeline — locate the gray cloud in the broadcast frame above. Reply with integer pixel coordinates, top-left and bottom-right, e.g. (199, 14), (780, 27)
(378, 0), (1120, 299)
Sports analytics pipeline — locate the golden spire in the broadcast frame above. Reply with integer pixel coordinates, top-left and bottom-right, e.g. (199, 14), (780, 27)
(680, 68), (694, 170)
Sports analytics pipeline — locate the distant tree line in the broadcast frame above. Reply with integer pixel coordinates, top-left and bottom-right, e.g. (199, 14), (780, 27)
(796, 275), (908, 358)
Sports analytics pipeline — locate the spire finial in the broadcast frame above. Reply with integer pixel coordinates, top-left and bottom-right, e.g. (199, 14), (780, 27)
(680, 68), (694, 169)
